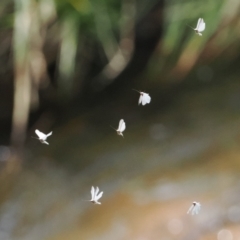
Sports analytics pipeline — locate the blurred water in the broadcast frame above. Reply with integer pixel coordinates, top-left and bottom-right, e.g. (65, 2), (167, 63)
(1, 80), (240, 240)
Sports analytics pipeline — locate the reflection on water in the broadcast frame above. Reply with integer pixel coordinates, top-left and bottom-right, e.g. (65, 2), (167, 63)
(0, 146), (11, 162)
(217, 229), (233, 240)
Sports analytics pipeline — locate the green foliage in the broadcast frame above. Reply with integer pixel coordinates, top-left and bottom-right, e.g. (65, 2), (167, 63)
(53, 0), (121, 35)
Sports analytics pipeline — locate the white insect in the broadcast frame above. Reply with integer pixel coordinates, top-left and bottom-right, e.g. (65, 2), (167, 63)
(133, 89), (151, 106)
(193, 18), (205, 36)
(111, 119), (126, 137)
(90, 186), (103, 205)
(35, 129), (52, 145)
(187, 201), (201, 215)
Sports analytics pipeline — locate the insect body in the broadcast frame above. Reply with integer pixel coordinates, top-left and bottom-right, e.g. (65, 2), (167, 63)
(187, 201), (201, 215)
(194, 18), (205, 36)
(111, 119), (126, 137)
(133, 89), (151, 106)
(116, 119), (126, 137)
(90, 186), (103, 205)
(35, 129), (52, 145)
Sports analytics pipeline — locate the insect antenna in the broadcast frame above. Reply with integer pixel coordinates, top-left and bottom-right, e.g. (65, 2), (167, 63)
(31, 136), (39, 140)
(110, 125), (116, 131)
(132, 89), (140, 93)
(186, 24), (194, 30)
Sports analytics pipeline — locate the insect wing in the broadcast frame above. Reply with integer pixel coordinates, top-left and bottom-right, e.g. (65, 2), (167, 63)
(198, 20), (205, 32)
(193, 207), (198, 215)
(35, 129), (46, 139)
(195, 18), (202, 30)
(117, 119), (126, 132)
(138, 94), (143, 105)
(187, 204), (194, 214)
(46, 131), (52, 137)
(142, 93), (151, 105)
(119, 119), (126, 132)
(96, 191), (103, 201)
(195, 203), (201, 214)
(94, 187), (99, 199)
(147, 94), (151, 103)
(117, 120), (122, 131)
(91, 186), (95, 200)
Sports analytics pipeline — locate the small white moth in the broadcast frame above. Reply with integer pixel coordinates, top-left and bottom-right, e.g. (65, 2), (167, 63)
(194, 18), (205, 36)
(90, 186), (103, 205)
(111, 119), (126, 137)
(35, 129), (52, 145)
(133, 89), (151, 106)
(187, 201), (201, 215)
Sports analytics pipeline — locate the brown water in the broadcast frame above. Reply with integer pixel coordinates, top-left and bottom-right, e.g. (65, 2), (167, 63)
(0, 80), (240, 240)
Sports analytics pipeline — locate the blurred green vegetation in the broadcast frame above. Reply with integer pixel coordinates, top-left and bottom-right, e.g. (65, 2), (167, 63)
(0, 0), (239, 147)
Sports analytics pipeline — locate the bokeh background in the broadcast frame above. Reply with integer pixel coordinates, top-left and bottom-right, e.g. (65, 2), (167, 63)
(0, 0), (240, 239)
